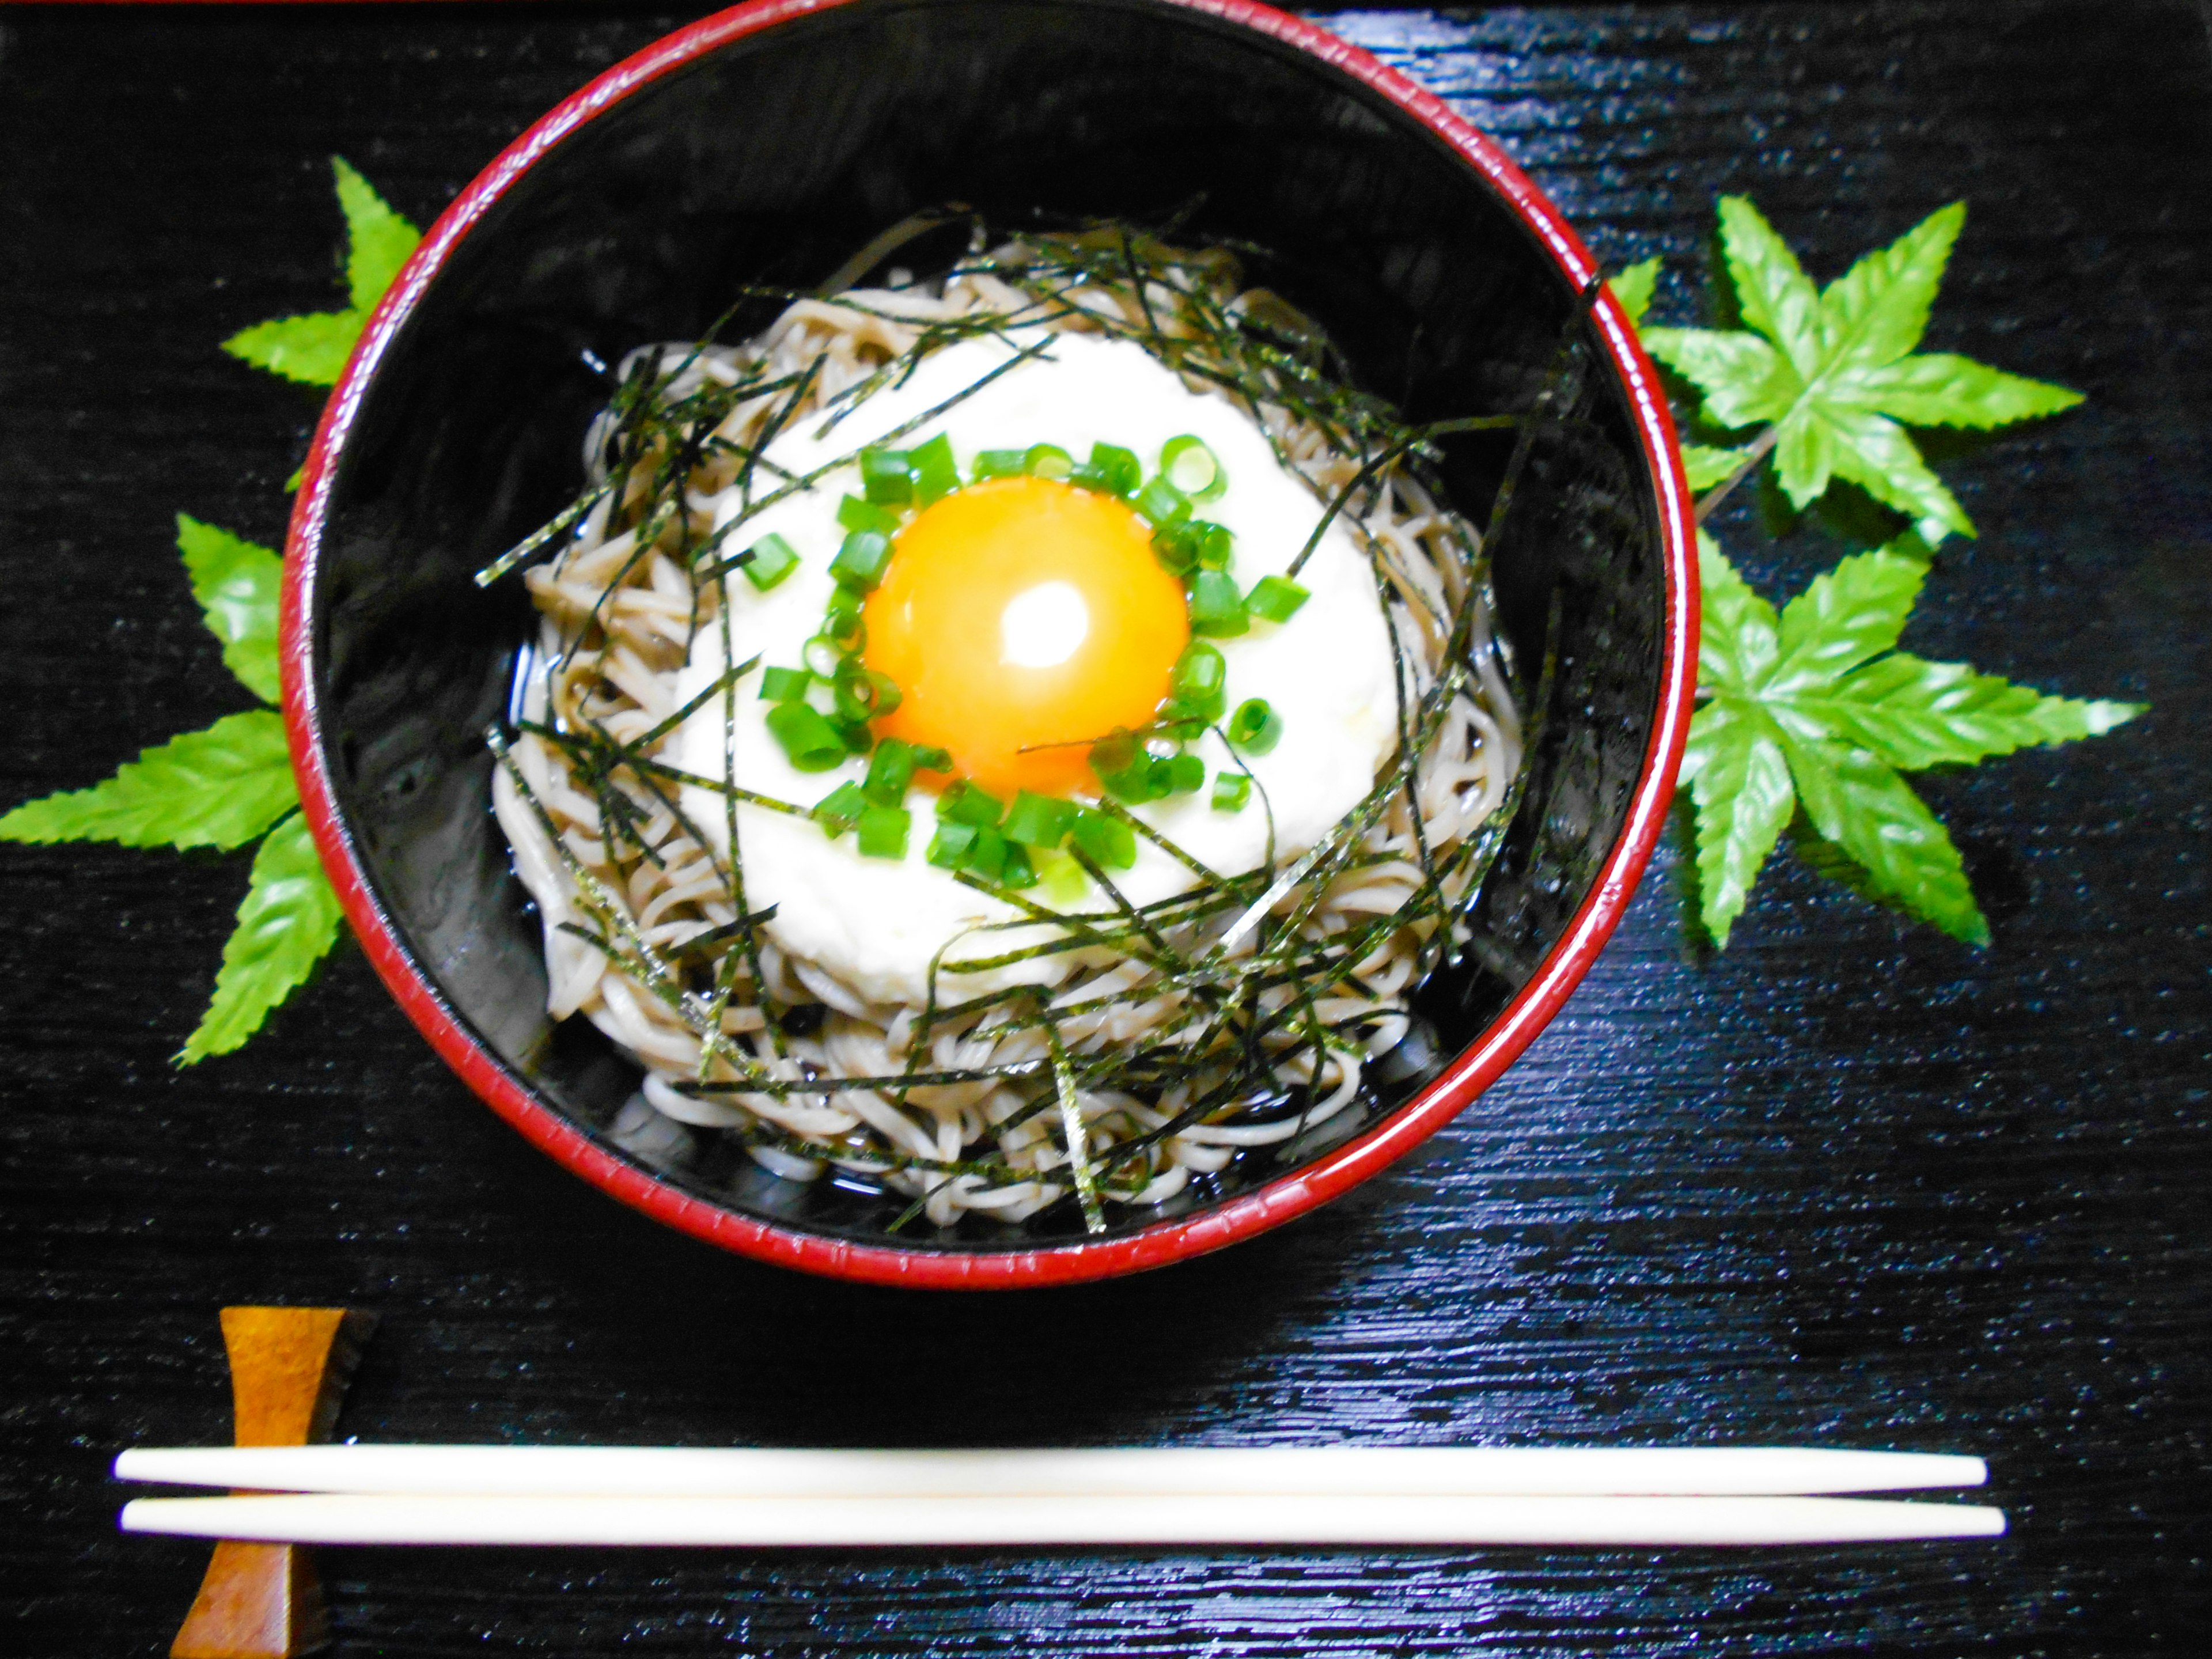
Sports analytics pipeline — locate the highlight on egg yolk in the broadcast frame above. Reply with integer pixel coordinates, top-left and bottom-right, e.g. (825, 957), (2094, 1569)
(861, 475), (1190, 798)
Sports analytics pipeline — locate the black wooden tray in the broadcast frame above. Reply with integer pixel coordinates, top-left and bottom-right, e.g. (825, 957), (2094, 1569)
(1, 5), (2205, 1654)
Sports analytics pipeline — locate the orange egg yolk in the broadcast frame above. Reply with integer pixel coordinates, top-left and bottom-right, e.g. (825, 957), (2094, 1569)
(862, 476), (1190, 798)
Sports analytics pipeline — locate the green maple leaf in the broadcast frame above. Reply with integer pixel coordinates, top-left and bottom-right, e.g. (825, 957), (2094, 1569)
(178, 513), (283, 703)
(180, 810), (344, 1064)
(221, 157), (419, 388)
(0, 711), (295, 850)
(1681, 533), (2143, 948)
(1607, 257), (1661, 328)
(2, 164), (407, 1060)
(1609, 258), (1770, 493)
(0, 520), (343, 1061)
(1642, 198), (2082, 544)
(1680, 444), (1748, 491)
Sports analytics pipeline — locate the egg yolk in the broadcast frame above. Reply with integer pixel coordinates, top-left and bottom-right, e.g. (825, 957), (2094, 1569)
(862, 476), (1190, 798)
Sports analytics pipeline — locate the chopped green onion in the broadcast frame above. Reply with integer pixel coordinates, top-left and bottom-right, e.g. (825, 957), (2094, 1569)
(999, 841), (1040, 890)
(1088, 730), (1154, 802)
(833, 661), (901, 722)
(1188, 569), (1249, 636)
(823, 601), (865, 652)
(802, 635), (846, 678)
(1151, 522), (1199, 576)
(1134, 477), (1191, 528)
(838, 495), (900, 536)
(965, 825), (1010, 884)
(1156, 520), (1232, 577)
(927, 820), (979, 871)
(1092, 743), (1203, 809)
(1072, 442), (1142, 496)
(766, 702), (848, 771)
(860, 448), (913, 506)
(1160, 435), (1226, 502)
(912, 745), (953, 774)
(759, 666), (810, 703)
(972, 448), (1029, 481)
(856, 804), (911, 860)
(801, 675), (842, 719)
(813, 781), (870, 833)
(1192, 521), (1234, 571)
(830, 528), (893, 591)
(740, 532), (800, 592)
(1024, 443), (1074, 480)
(938, 780), (1005, 827)
(908, 433), (959, 505)
(1003, 790), (1077, 849)
(1245, 573), (1310, 623)
(1071, 806), (1137, 870)
(1103, 766), (1161, 806)
(1226, 698), (1283, 755)
(1171, 640), (1226, 704)
(833, 717), (873, 757)
(863, 737), (918, 806)
(925, 818), (1013, 885)
(1157, 641), (1226, 728)
(1211, 771), (1252, 812)
(1154, 698), (1211, 737)
(1097, 443), (1143, 494)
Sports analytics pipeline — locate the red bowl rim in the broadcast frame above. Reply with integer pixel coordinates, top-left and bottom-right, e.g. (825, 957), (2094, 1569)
(280, 0), (1699, 1290)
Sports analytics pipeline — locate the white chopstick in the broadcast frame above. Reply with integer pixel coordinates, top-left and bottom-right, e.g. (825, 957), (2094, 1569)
(113, 1444), (1986, 1499)
(118, 1492), (2004, 1548)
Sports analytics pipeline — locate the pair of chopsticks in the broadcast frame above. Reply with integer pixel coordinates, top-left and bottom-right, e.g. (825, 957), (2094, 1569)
(115, 1445), (2003, 1547)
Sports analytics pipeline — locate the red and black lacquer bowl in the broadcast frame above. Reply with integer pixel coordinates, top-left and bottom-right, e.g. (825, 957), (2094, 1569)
(281, 0), (1696, 1288)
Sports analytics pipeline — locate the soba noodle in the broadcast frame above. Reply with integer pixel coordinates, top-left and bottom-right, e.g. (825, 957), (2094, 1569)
(490, 229), (1524, 1229)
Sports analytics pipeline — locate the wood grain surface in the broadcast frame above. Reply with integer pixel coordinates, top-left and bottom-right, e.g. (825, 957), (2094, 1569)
(1, 4), (2206, 1654)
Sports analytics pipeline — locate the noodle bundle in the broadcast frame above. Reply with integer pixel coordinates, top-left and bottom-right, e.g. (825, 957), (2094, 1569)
(489, 226), (1527, 1230)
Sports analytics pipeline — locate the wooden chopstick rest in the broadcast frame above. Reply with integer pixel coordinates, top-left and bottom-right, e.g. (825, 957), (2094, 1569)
(166, 1306), (376, 1659)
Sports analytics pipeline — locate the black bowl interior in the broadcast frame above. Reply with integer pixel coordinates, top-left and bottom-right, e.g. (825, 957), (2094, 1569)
(310, 0), (1668, 1253)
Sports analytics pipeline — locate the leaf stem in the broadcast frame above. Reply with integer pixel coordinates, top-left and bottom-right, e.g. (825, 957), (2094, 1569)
(1694, 423), (1781, 523)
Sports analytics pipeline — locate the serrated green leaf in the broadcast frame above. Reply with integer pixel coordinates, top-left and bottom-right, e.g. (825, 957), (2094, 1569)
(221, 309), (362, 388)
(332, 156), (419, 313)
(1641, 327), (1801, 427)
(1687, 533), (2139, 950)
(1652, 197), (2081, 543)
(0, 711), (297, 851)
(1683, 699), (1795, 948)
(220, 157), (420, 389)
(177, 515), (283, 703)
(1821, 403), (1975, 541)
(177, 810), (343, 1064)
(1834, 352), (2084, 429)
(1608, 257), (1661, 328)
(1681, 443), (1746, 491)
(1812, 654), (2145, 769)
(1815, 200), (1961, 373)
(1771, 405), (1842, 509)
(1695, 532), (1780, 694)
(1767, 546), (1927, 694)
(1716, 195), (1825, 377)
(1785, 810), (1927, 923)
(1781, 733), (1987, 944)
